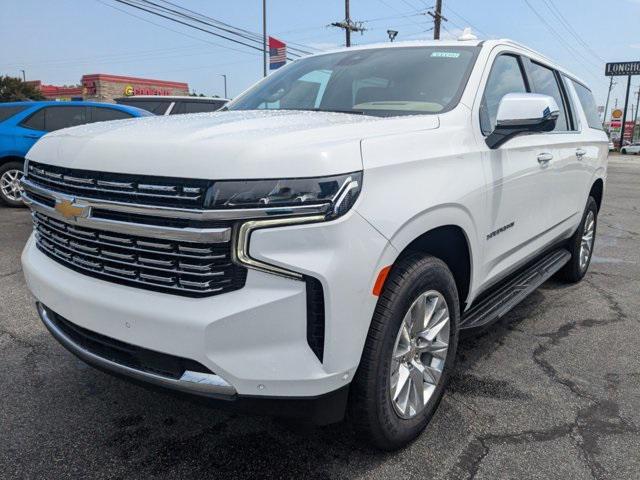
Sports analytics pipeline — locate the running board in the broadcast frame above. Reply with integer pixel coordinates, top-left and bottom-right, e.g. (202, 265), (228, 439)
(460, 249), (571, 330)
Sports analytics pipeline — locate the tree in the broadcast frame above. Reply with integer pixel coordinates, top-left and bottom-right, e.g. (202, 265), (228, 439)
(0, 76), (45, 102)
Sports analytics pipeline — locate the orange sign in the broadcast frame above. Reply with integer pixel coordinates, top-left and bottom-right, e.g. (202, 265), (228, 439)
(612, 109), (623, 119)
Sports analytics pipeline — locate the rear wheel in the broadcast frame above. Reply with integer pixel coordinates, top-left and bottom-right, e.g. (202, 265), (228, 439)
(556, 196), (597, 283)
(349, 254), (459, 450)
(621, 148), (627, 154)
(0, 161), (26, 207)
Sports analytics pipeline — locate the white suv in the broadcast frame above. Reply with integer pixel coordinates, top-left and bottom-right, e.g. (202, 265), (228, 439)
(21, 39), (607, 450)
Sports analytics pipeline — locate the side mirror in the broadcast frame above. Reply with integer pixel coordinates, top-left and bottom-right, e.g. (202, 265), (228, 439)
(486, 93), (560, 149)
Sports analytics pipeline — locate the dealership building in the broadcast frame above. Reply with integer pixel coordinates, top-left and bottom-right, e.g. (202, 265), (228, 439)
(30, 73), (189, 102)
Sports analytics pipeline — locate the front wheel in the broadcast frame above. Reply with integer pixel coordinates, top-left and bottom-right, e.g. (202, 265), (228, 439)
(621, 148), (627, 154)
(0, 161), (26, 207)
(349, 254), (459, 450)
(556, 196), (598, 283)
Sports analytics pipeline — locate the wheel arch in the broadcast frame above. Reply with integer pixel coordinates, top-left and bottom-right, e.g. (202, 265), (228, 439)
(589, 178), (604, 212)
(0, 155), (26, 167)
(385, 207), (478, 308)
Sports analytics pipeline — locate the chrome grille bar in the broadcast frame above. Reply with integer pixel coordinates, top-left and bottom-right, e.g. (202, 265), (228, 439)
(21, 176), (331, 221)
(32, 212), (226, 260)
(22, 187), (231, 243)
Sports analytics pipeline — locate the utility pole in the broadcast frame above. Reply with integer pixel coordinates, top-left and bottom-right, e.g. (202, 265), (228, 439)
(619, 75), (632, 147)
(330, 0), (366, 47)
(602, 76), (615, 129)
(262, 0), (267, 77)
(20, 70), (26, 82)
(428, 0), (447, 40)
(634, 86), (640, 142)
(345, 0), (351, 47)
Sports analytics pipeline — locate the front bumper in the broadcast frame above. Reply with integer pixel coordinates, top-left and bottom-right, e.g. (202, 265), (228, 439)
(22, 211), (396, 401)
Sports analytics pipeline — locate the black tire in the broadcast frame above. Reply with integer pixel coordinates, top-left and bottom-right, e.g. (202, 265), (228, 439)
(621, 148), (627, 154)
(0, 161), (25, 207)
(556, 196), (598, 283)
(349, 253), (460, 451)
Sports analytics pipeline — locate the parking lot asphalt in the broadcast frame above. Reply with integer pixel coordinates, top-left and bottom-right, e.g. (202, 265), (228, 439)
(1, 154), (639, 480)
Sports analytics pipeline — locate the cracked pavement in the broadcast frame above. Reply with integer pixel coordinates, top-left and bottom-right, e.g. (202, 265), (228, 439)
(1, 154), (639, 479)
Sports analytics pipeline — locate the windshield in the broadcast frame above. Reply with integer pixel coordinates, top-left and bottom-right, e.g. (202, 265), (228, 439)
(228, 46), (478, 117)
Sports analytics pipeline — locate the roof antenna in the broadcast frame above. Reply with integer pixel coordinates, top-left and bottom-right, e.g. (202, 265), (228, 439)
(458, 27), (478, 41)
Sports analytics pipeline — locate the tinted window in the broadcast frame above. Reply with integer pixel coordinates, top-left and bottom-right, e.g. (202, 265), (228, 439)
(43, 106), (87, 131)
(116, 100), (170, 115)
(229, 46), (479, 116)
(571, 80), (603, 130)
(91, 107), (133, 122)
(480, 55), (528, 134)
(0, 105), (29, 122)
(528, 62), (568, 131)
(179, 101), (226, 114)
(21, 109), (45, 130)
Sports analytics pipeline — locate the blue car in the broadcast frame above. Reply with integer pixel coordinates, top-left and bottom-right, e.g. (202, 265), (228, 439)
(0, 101), (151, 206)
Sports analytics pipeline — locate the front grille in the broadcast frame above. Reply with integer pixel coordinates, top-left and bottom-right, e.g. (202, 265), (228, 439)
(27, 161), (212, 209)
(46, 306), (212, 379)
(32, 211), (247, 297)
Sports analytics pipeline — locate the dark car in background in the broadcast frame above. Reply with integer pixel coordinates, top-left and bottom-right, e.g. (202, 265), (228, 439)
(0, 101), (151, 206)
(115, 95), (229, 115)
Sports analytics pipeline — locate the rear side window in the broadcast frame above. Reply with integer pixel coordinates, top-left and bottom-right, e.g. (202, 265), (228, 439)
(480, 54), (529, 135)
(90, 107), (133, 122)
(527, 62), (569, 131)
(21, 108), (45, 130)
(571, 81), (603, 130)
(116, 100), (170, 115)
(0, 105), (29, 122)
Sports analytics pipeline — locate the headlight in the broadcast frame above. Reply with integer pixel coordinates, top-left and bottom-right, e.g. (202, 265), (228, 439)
(203, 171), (362, 219)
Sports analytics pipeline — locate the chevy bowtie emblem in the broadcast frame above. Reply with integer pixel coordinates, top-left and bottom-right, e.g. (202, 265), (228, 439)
(54, 199), (86, 220)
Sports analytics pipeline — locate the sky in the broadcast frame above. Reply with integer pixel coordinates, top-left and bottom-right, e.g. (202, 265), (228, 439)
(2, 0), (640, 119)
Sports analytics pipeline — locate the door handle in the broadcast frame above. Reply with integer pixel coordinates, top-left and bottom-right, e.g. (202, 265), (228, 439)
(537, 152), (553, 165)
(576, 148), (587, 159)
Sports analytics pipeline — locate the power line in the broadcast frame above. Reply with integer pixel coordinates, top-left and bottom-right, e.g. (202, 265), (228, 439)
(521, 0), (603, 81)
(97, 0), (262, 59)
(376, 0), (427, 30)
(541, 0), (605, 63)
(112, 0), (300, 60)
(444, 4), (489, 37)
(134, 0), (314, 56)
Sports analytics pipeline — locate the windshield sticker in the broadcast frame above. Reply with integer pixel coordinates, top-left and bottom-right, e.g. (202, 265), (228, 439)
(430, 52), (461, 58)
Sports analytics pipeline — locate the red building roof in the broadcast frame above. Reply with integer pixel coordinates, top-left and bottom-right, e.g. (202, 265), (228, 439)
(81, 73), (188, 89)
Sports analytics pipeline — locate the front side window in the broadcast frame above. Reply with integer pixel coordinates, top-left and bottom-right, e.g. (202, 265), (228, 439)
(90, 107), (133, 122)
(571, 80), (602, 130)
(480, 54), (528, 135)
(116, 100), (170, 115)
(172, 101), (227, 114)
(528, 62), (569, 131)
(228, 46), (479, 117)
(42, 106), (88, 132)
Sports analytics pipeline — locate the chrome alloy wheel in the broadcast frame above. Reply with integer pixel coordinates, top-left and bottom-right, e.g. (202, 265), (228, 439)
(390, 290), (450, 419)
(579, 210), (595, 271)
(0, 168), (24, 202)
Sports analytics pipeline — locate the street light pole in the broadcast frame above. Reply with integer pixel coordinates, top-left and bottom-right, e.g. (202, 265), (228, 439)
(20, 70), (26, 82)
(221, 74), (228, 99)
(262, 0), (267, 77)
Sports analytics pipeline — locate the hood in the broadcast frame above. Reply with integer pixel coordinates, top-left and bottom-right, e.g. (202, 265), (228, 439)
(27, 110), (439, 179)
